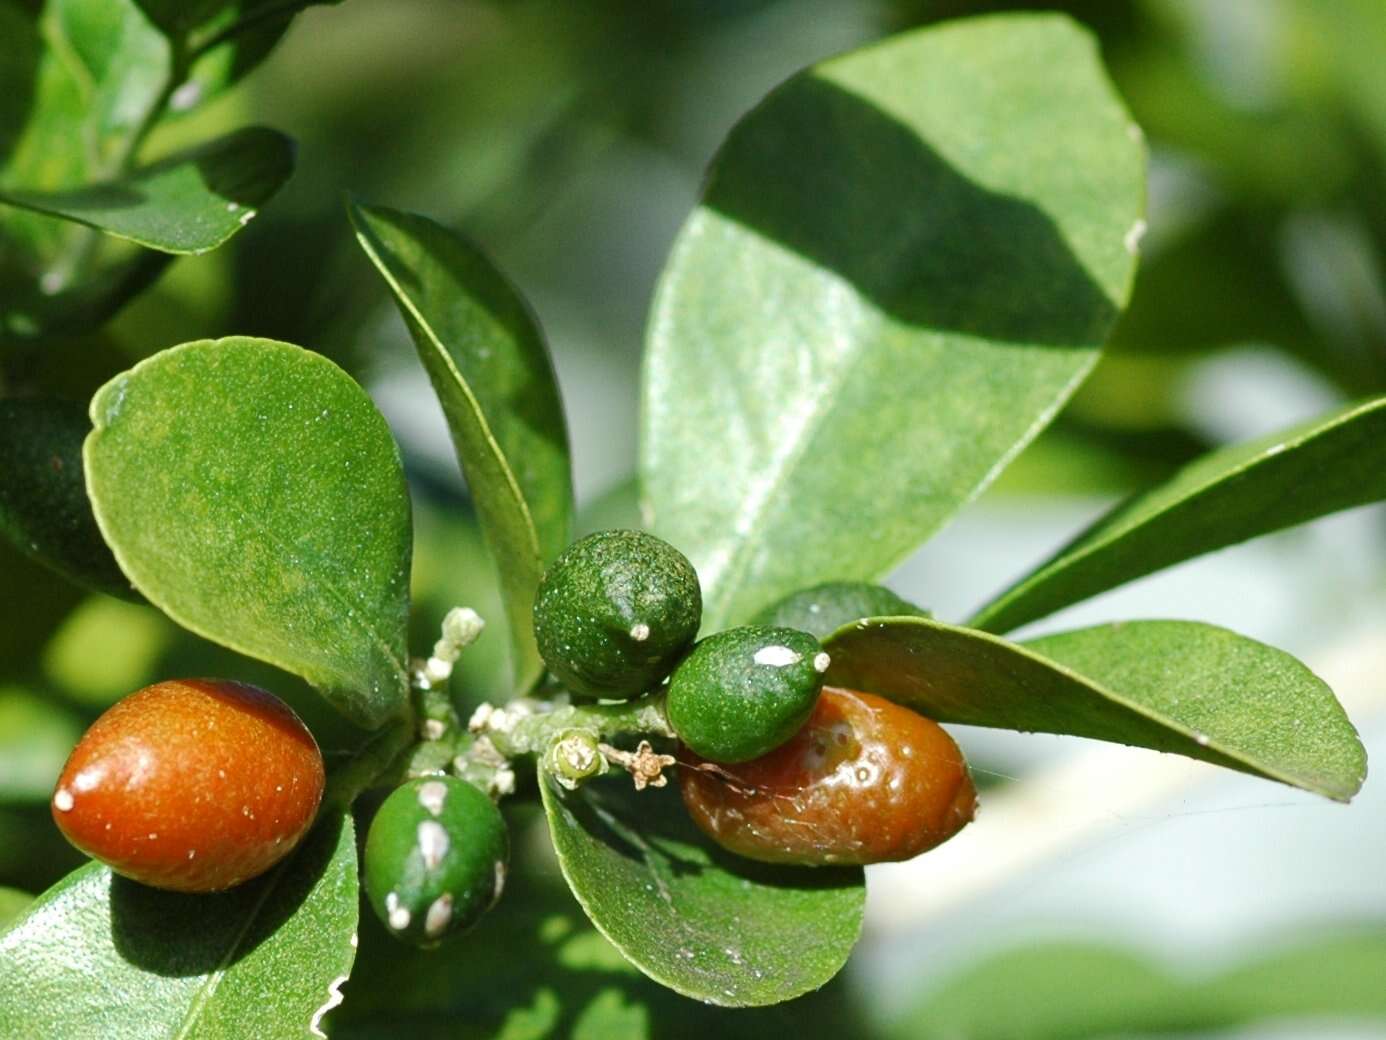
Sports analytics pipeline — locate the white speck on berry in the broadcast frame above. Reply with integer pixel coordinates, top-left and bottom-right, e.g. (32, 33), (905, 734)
(424, 894), (454, 938)
(754, 645), (801, 667)
(53, 789), (74, 812)
(417, 820), (450, 869)
(417, 781), (449, 817)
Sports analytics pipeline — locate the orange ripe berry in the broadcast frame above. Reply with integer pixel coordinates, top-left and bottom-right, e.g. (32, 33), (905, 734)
(51, 679), (325, 892)
(680, 686), (975, 866)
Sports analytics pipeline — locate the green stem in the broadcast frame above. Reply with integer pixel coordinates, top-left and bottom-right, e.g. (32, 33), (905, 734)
(484, 693), (674, 759)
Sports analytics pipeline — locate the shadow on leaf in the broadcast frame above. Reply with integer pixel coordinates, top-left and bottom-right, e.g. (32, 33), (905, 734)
(108, 811), (341, 976)
(707, 75), (1116, 346)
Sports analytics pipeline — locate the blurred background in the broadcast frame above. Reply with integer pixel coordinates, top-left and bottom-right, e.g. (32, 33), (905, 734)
(3, 0), (1386, 1036)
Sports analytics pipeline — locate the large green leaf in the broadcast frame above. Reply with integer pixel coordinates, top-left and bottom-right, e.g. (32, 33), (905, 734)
(0, 687), (82, 806)
(0, 398), (134, 599)
(84, 337), (412, 728)
(640, 14), (1145, 630)
(971, 396), (1386, 632)
(0, 813), (358, 1040)
(889, 932), (1386, 1040)
(349, 201), (573, 693)
(336, 848), (864, 1040)
(824, 617), (1365, 801)
(539, 768), (865, 1008)
(0, 126), (294, 254)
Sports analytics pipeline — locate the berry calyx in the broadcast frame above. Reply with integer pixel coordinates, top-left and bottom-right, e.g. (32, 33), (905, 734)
(680, 687), (975, 866)
(753, 581), (929, 639)
(51, 679), (325, 893)
(533, 529), (702, 699)
(364, 776), (508, 947)
(666, 625), (828, 764)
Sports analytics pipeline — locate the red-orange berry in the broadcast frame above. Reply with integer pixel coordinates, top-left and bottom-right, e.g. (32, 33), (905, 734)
(680, 686), (975, 866)
(51, 679), (325, 892)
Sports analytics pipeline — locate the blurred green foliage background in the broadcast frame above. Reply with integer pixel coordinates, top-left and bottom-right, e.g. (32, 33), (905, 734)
(4, 1), (1386, 1036)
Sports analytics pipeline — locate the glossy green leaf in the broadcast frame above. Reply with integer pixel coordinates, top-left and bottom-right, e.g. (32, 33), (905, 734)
(972, 396), (1386, 632)
(349, 200), (573, 693)
(889, 932), (1386, 1040)
(85, 337), (412, 728)
(336, 851), (863, 1040)
(0, 126), (294, 254)
(0, 813), (358, 1040)
(539, 768), (865, 1008)
(641, 14), (1145, 630)
(0, 688), (81, 806)
(0, 399), (134, 599)
(824, 617), (1365, 801)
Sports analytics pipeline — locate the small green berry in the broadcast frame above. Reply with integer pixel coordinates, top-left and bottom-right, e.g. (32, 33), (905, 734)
(753, 581), (928, 640)
(364, 776), (508, 947)
(533, 529), (701, 699)
(666, 625), (828, 764)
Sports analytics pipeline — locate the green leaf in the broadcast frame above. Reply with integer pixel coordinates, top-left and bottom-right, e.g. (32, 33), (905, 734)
(336, 849), (864, 1040)
(349, 200), (573, 693)
(0, 126), (294, 254)
(971, 396), (1386, 632)
(538, 768), (865, 1008)
(889, 931), (1386, 1040)
(0, 687), (82, 806)
(824, 617), (1366, 801)
(46, 0), (169, 168)
(0, 398), (135, 599)
(0, 813), (358, 1040)
(84, 337), (412, 728)
(640, 14), (1145, 630)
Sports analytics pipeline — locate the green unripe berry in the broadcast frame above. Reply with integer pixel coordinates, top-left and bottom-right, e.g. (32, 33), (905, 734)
(666, 625), (829, 764)
(533, 529), (702, 699)
(364, 776), (508, 947)
(753, 581), (928, 640)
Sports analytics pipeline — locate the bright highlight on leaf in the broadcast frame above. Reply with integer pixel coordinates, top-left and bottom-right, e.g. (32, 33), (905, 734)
(824, 617), (1366, 802)
(0, 814), (358, 1040)
(971, 396), (1386, 633)
(349, 200), (573, 694)
(84, 337), (413, 729)
(641, 13), (1146, 631)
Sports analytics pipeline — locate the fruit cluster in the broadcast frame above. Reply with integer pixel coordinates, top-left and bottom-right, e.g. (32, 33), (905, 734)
(48, 528), (974, 951)
(533, 529), (976, 867)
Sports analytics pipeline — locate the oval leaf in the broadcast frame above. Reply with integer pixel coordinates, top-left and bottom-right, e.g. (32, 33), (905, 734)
(349, 200), (573, 693)
(971, 396), (1386, 632)
(539, 768), (864, 1008)
(0, 813), (357, 1040)
(85, 337), (412, 728)
(640, 14), (1145, 630)
(0, 398), (135, 598)
(824, 617), (1365, 801)
(0, 126), (294, 254)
